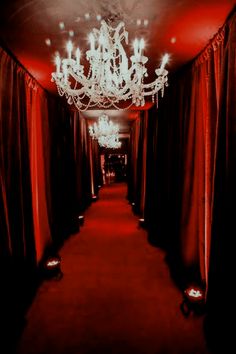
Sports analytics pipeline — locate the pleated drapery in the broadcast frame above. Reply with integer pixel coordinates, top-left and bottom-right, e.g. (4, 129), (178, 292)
(0, 47), (101, 335)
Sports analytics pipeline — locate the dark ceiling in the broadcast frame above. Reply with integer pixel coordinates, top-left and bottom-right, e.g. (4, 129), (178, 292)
(0, 0), (234, 93)
(0, 0), (235, 130)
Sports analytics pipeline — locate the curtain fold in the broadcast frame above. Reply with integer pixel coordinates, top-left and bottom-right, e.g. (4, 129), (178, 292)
(135, 111), (148, 216)
(0, 49), (36, 271)
(127, 111), (149, 217)
(0, 49), (37, 331)
(25, 79), (52, 262)
(76, 114), (92, 211)
(90, 136), (102, 197)
(47, 97), (78, 243)
(127, 114), (140, 206)
(144, 105), (161, 243)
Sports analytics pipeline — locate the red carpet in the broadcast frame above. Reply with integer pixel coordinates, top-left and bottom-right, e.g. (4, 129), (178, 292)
(16, 183), (208, 354)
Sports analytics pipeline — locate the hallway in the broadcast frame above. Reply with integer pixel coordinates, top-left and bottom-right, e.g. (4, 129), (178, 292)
(16, 183), (208, 354)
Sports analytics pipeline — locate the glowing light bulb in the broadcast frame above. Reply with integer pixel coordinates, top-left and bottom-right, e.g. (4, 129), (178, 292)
(55, 55), (61, 74)
(139, 38), (145, 55)
(89, 33), (95, 51)
(133, 38), (139, 57)
(59, 21), (65, 30)
(45, 38), (51, 46)
(63, 65), (68, 84)
(67, 40), (73, 59)
(76, 48), (81, 65)
(160, 53), (169, 70)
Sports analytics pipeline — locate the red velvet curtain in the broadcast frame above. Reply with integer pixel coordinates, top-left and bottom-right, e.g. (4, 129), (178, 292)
(135, 110), (148, 217)
(73, 112), (91, 212)
(89, 135), (102, 197)
(0, 48), (38, 339)
(144, 105), (162, 244)
(144, 7), (236, 303)
(206, 9), (236, 351)
(0, 46), (84, 335)
(46, 96), (80, 243)
(73, 113), (92, 211)
(70, 112), (102, 211)
(140, 111), (148, 217)
(0, 49), (36, 271)
(25, 79), (52, 262)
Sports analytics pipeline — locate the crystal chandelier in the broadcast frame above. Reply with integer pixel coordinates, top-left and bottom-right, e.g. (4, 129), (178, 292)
(88, 113), (121, 149)
(88, 113), (119, 139)
(98, 135), (121, 149)
(51, 20), (169, 111)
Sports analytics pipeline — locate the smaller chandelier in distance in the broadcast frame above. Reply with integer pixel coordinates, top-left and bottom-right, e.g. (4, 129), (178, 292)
(98, 134), (121, 149)
(89, 113), (121, 149)
(51, 20), (169, 111)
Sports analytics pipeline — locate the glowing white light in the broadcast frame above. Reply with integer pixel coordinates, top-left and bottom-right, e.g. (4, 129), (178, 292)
(76, 48), (81, 65)
(133, 38), (139, 57)
(160, 54), (170, 71)
(55, 55), (61, 74)
(189, 289), (203, 298)
(63, 65), (68, 84)
(59, 22), (65, 30)
(89, 33), (95, 50)
(69, 30), (74, 37)
(139, 38), (145, 51)
(45, 38), (51, 46)
(144, 19), (149, 26)
(85, 13), (90, 20)
(47, 260), (60, 267)
(136, 19), (141, 26)
(66, 40), (73, 59)
(96, 14), (102, 21)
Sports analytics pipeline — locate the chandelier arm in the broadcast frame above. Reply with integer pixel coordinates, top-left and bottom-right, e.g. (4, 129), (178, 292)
(142, 76), (168, 90)
(68, 69), (97, 89)
(73, 80), (88, 101)
(142, 85), (164, 95)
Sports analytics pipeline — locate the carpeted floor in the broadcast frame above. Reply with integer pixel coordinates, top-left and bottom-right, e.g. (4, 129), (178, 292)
(16, 183), (209, 354)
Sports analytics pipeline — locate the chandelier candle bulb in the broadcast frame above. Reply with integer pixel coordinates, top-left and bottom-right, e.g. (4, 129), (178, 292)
(160, 53), (169, 71)
(76, 48), (81, 66)
(67, 40), (73, 59)
(55, 55), (61, 74)
(139, 39), (145, 56)
(89, 33), (95, 51)
(133, 38), (139, 58)
(63, 65), (68, 84)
